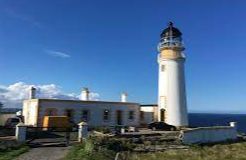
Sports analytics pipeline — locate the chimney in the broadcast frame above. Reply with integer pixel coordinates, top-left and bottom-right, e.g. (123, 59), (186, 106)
(81, 88), (90, 101)
(121, 92), (127, 102)
(29, 86), (36, 99)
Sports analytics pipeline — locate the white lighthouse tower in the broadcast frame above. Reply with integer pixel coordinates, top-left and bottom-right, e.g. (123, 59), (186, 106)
(157, 22), (188, 127)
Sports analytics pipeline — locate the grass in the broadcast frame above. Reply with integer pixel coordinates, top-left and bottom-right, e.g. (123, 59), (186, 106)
(129, 142), (246, 160)
(64, 140), (115, 160)
(65, 135), (246, 160)
(0, 145), (29, 160)
(64, 136), (135, 160)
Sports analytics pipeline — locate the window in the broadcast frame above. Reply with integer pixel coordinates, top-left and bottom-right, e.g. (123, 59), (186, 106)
(160, 96), (167, 108)
(160, 109), (165, 122)
(47, 110), (52, 116)
(103, 109), (110, 121)
(82, 110), (89, 122)
(45, 108), (57, 116)
(161, 65), (165, 72)
(129, 111), (134, 120)
(65, 109), (74, 122)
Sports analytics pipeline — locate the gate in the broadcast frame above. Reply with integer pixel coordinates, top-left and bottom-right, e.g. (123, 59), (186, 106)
(26, 127), (78, 147)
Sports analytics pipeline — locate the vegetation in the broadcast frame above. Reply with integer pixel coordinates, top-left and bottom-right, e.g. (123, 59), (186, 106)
(65, 135), (246, 160)
(65, 141), (115, 160)
(65, 136), (136, 160)
(129, 142), (246, 160)
(0, 145), (29, 160)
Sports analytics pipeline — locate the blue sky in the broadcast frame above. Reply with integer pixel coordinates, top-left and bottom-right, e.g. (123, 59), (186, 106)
(1, 0), (246, 113)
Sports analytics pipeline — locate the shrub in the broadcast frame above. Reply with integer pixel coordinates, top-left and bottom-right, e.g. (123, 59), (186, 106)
(65, 135), (137, 160)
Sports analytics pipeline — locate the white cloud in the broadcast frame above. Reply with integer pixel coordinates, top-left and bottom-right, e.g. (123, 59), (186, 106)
(45, 50), (71, 58)
(0, 82), (99, 108)
(4, 8), (42, 28)
(89, 92), (100, 101)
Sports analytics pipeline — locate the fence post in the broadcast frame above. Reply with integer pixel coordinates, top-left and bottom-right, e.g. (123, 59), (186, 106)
(16, 122), (27, 142)
(78, 122), (88, 143)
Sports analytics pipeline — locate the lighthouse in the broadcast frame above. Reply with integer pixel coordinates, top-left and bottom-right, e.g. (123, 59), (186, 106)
(157, 22), (188, 127)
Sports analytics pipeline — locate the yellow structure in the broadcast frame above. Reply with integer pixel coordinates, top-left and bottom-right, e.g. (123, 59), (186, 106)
(42, 116), (70, 128)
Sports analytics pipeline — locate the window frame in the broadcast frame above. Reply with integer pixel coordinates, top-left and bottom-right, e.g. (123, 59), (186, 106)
(81, 110), (90, 122)
(161, 65), (165, 72)
(64, 109), (74, 122)
(128, 110), (135, 120)
(103, 109), (110, 121)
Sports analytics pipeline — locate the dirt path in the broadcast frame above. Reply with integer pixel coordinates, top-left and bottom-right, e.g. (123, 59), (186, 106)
(15, 146), (71, 160)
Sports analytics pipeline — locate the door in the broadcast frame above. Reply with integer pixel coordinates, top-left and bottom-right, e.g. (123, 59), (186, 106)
(116, 110), (123, 125)
(160, 109), (165, 122)
(65, 109), (74, 122)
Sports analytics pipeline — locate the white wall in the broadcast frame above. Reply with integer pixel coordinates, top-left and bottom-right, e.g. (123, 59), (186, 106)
(30, 100), (140, 127)
(23, 100), (39, 126)
(180, 126), (237, 144)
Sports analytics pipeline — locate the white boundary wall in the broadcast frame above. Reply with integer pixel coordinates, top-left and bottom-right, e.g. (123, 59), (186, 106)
(180, 126), (237, 144)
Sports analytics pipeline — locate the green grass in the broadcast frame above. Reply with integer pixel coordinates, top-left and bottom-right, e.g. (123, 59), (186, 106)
(64, 140), (115, 160)
(129, 142), (246, 160)
(0, 145), (29, 160)
(64, 136), (136, 160)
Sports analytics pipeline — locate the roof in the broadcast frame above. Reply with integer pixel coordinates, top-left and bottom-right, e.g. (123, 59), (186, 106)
(25, 98), (139, 106)
(160, 22), (182, 38)
(140, 104), (158, 107)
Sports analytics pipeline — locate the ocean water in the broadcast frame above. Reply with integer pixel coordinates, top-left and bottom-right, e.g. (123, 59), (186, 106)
(189, 113), (246, 133)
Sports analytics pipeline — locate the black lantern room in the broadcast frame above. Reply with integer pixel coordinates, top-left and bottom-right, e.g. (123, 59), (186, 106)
(158, 22), (184, 51)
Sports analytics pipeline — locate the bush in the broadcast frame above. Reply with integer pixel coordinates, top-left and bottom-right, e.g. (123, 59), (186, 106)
(65, 140), (115, 160)
(65, 136), (137, 160)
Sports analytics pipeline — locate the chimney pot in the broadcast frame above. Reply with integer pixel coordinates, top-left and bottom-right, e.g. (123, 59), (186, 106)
(29, 86), (36, 99)
(121, 92), (127, 102)
(81, 87), (90, 101)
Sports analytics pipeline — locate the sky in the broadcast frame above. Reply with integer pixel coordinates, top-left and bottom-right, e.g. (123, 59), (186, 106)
(0, 0), (246, 113)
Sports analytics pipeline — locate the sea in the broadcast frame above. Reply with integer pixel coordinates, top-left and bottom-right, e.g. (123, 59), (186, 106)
(189, 113), (246, 133)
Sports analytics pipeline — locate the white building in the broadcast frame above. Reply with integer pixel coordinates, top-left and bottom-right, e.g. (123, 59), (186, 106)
(23, 88), (140, 127)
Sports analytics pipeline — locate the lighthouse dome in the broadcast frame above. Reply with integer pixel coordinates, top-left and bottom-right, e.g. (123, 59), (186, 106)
(158, 22), (184, 51)
(160, 22), (182, 38)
